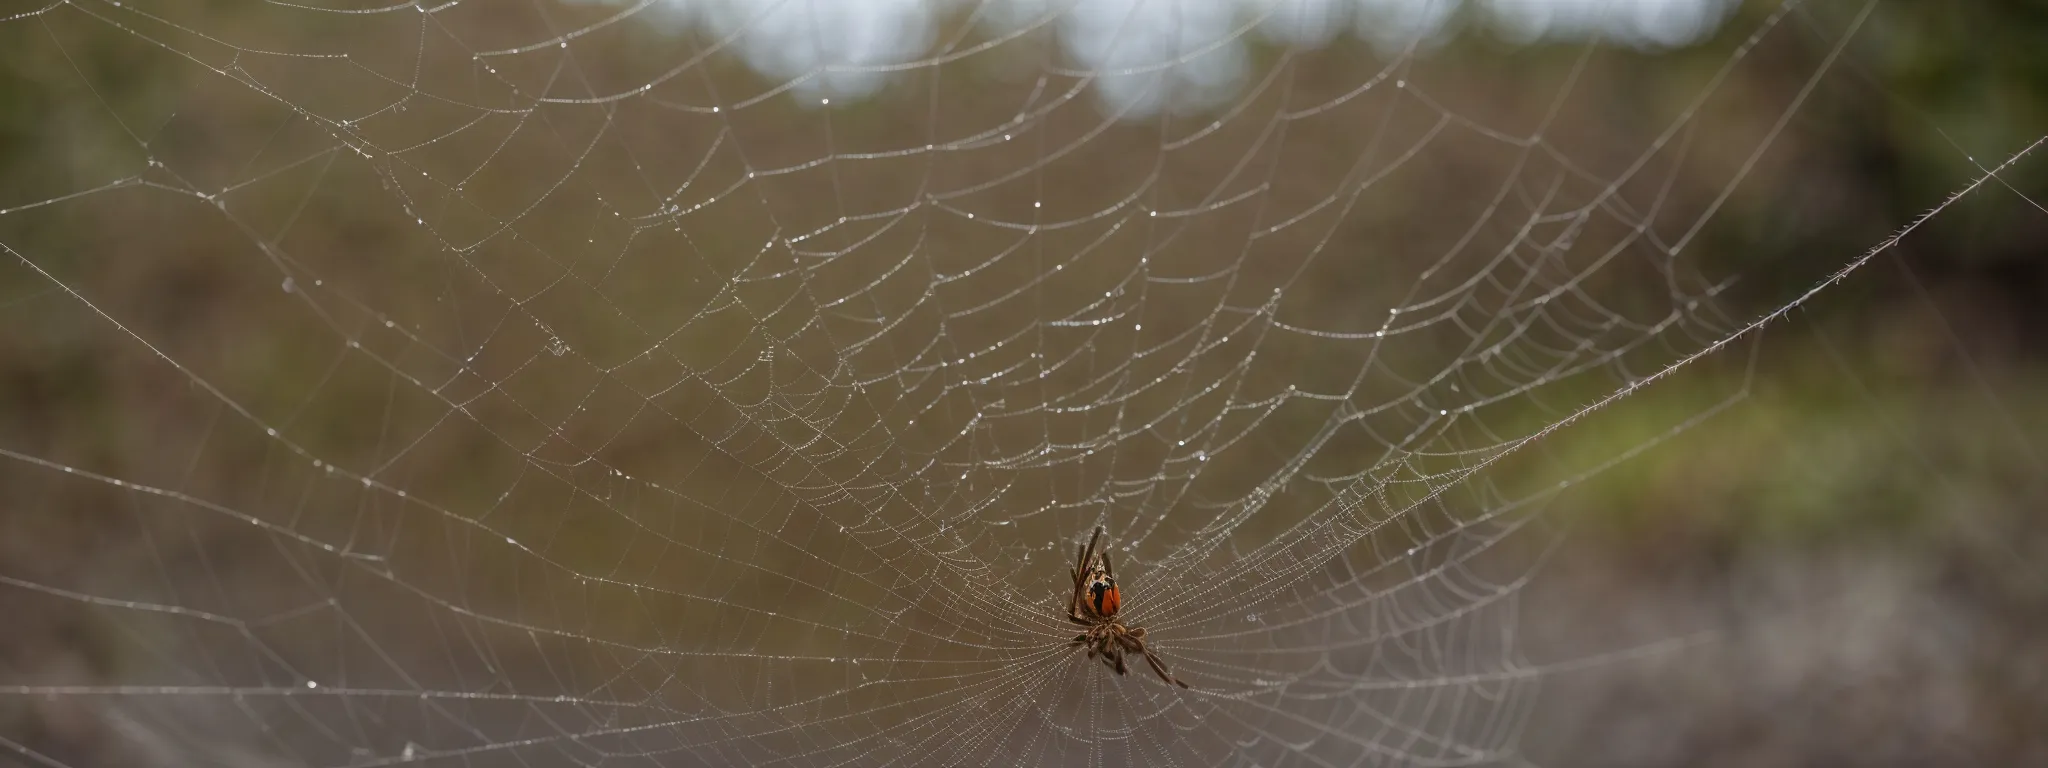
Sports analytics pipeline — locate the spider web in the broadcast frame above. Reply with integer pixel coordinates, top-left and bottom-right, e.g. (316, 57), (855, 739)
(0, 1), (2036, 766)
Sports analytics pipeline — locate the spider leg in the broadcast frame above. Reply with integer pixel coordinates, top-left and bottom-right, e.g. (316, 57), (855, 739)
(1069, 563), (1086, 622)
(1102, 548), (1114, 581)
(1069, 528), (1103, 622)
(1080, 527), (1103, 579)
(1139, 643), (1191, 689)
(1073, 542), (1086, 589)
(1115, 632), (1189, 688)
(1147, 652), (1187, 688)
(1069, 575), (1088, 624)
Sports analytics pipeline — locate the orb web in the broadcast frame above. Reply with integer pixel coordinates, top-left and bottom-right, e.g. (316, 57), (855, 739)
(0, 1), (2037, 766)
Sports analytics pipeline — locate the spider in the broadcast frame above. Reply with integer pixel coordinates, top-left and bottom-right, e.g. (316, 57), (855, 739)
(1066, 525), (1190, 688)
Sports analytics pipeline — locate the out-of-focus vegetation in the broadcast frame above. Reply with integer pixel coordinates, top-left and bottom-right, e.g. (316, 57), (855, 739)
(1, 1), (2042, 765)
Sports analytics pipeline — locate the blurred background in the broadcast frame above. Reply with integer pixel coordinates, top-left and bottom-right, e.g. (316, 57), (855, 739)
(1, 1), (2043, 766)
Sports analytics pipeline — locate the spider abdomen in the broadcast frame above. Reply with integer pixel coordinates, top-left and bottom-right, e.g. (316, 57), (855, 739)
(1089, 578), (1120, 617)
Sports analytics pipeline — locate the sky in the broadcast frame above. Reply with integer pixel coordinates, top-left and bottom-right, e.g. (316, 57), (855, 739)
(572, 0), (1734, 114)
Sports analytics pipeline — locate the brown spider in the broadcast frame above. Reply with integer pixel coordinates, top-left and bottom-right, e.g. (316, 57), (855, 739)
(1066, 526), (1191, 689)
